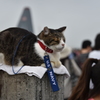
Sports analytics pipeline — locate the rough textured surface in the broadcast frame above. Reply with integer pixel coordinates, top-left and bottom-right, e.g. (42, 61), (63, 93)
(0, 71), (64, 100)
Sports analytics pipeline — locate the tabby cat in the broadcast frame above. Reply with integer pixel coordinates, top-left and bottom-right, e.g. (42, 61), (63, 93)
(0, 26), (66, 68)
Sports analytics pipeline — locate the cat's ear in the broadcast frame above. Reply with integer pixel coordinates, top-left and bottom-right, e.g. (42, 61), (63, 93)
(57, 26), (67, 32)
(43, 27), (49, 35)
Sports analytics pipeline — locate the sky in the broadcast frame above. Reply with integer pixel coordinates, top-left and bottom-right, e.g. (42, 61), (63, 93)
(0, 0), (100, 49)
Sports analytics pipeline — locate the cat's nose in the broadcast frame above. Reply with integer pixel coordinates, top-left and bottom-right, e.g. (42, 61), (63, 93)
(62, 44), (65, 47)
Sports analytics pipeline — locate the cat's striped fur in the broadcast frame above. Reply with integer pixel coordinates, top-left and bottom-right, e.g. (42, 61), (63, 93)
(0, 26), (66, 67)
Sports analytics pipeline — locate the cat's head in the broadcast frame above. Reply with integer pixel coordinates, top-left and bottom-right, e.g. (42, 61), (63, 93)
(37, 26), (66, 52)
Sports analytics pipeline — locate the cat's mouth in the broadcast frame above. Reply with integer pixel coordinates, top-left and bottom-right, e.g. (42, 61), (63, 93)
(55, 47), (64, 52)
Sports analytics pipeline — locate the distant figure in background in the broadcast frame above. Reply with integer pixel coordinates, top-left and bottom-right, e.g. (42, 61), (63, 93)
(68, 58), (100, 100)
(75, 40), (92, 69)
(88, 33), (100, 89)
(60, 46), (81, 100)
(89, 33), (100, 59)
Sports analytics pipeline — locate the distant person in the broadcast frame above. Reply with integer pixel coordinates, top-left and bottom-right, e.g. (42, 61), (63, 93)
(60, 46), (81, 100)
(75, 40), (92, 69)
(88, 33), (100, 90)
(68, 58), (100, 100)
(89, 33), (100, 59)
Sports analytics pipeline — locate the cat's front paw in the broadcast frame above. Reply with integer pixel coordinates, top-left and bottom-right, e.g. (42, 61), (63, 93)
(18, 61), (24, 66)
(41, 63), (46, 68)
(41, 62), (55, 68)
(51, 61), (61, 68)
(41, 61), (61, 68)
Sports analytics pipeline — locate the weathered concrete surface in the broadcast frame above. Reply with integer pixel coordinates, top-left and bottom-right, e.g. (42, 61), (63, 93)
(0, 71), (64, 100)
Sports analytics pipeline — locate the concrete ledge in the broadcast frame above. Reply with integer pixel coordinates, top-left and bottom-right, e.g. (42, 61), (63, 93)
(0, 71), (64, 100)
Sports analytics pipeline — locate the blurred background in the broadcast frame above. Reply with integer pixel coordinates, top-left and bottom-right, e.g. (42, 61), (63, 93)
(0, 0), (100, 49)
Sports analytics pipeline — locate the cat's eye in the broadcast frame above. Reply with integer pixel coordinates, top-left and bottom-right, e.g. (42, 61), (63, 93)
(50, 38), (58, 42)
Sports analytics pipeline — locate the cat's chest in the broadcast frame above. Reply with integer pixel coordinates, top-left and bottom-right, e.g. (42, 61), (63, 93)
(34, 42), (60, 60)
(34, 42), (45, 59)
